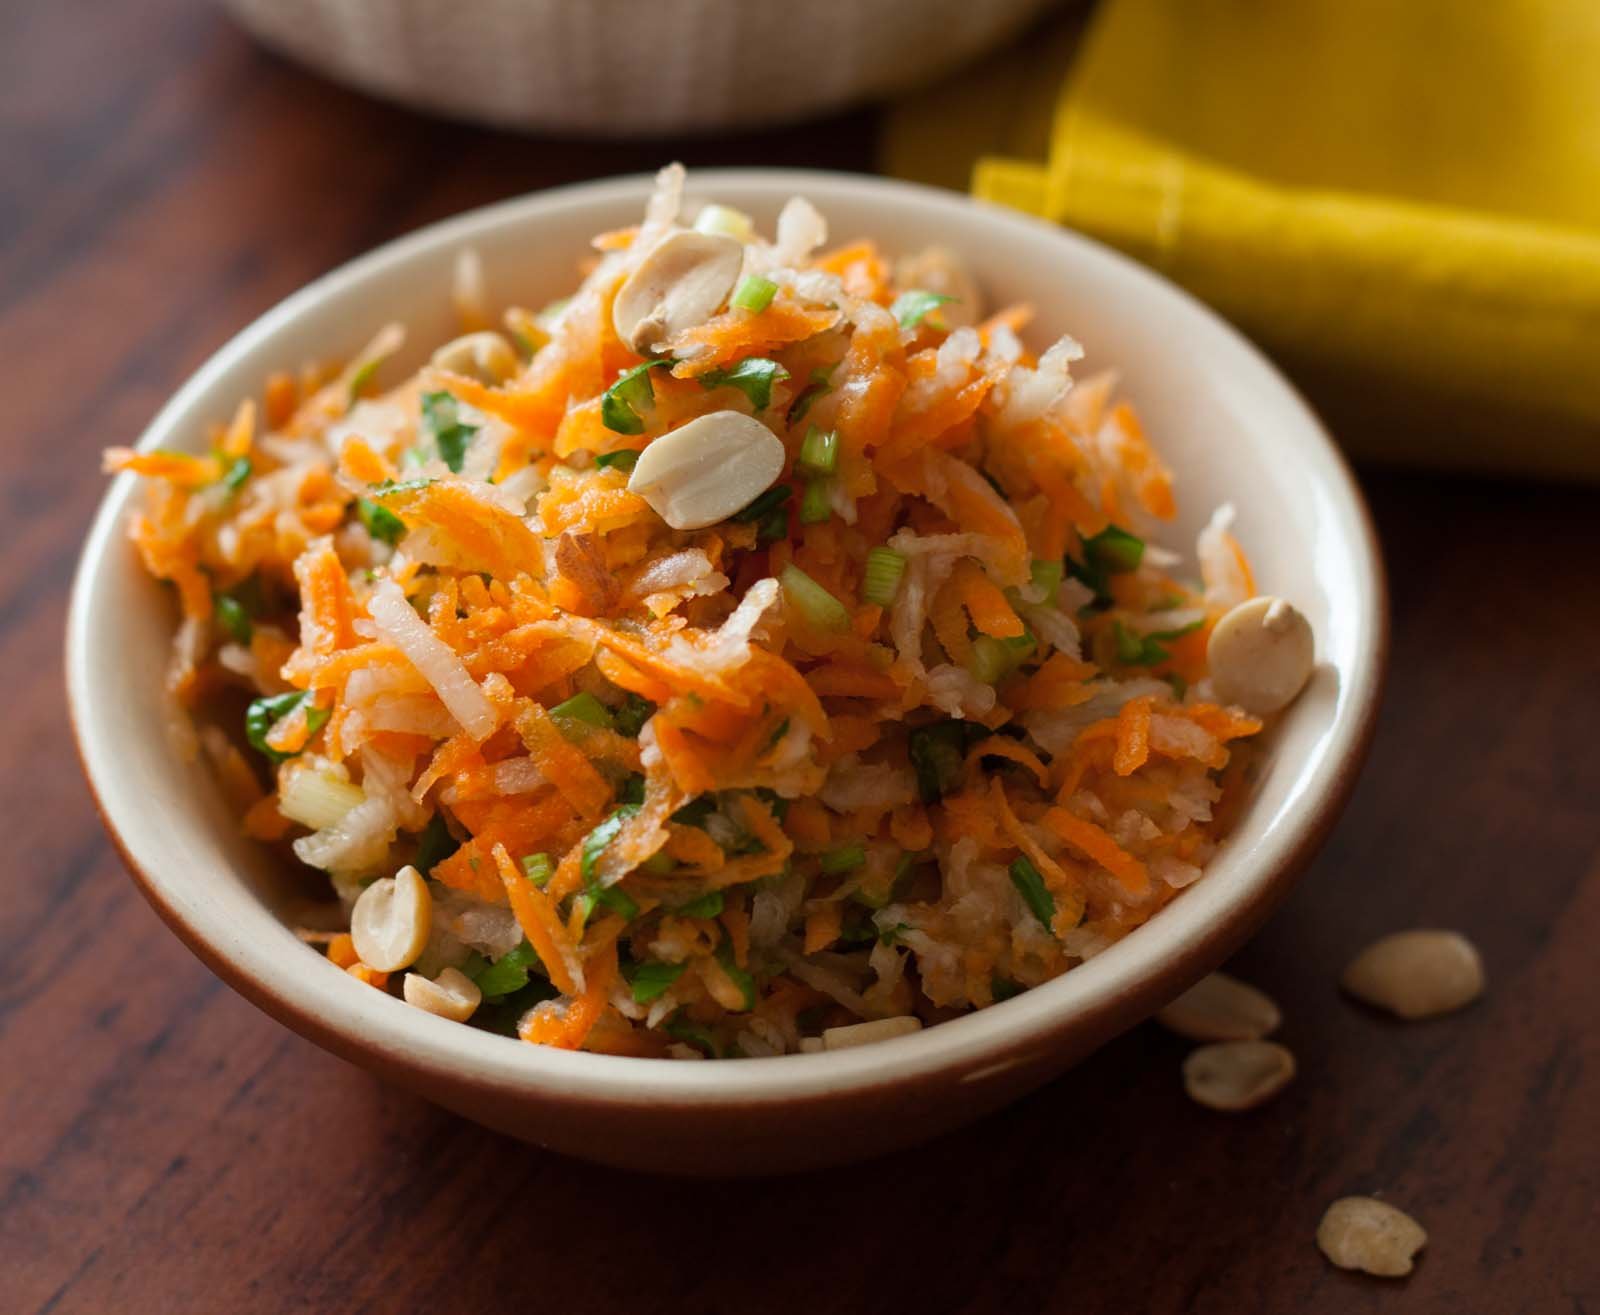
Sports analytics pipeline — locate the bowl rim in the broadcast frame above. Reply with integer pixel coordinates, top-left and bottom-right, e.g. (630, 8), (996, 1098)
(67, 167), (1387, 1110)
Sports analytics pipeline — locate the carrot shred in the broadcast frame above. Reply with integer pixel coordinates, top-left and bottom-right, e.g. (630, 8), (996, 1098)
(1043, 808), (1150, 897)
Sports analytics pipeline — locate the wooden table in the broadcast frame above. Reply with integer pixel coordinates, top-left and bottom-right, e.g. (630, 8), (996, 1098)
(6, 4), (1597, 1311)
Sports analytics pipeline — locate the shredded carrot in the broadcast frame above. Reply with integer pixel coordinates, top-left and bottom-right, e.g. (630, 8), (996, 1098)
(1113, 695), (1154, 776)
(804, 905), (842, 954)
(1043, 808), (1150, 897)
(495, 843), (583, 996)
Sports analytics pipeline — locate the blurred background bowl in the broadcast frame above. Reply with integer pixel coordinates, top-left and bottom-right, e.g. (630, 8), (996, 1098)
(221, 0), (1062, 136)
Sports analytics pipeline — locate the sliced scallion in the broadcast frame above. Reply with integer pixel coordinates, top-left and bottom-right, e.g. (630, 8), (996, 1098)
(797, 425), (838, 476)
(908, 721), (969, 802)
(818, 844), (865, 875)
(357, 497), (406, 546)
(521, 852), (553, 887)
(779, 563), (849, 632)
(593, 449), (640, 472)
(731, 275), (777, 313)
(861, 547), (907, 607)
(676, 891), (724, 919)
(214, 593), (252, 644)
(245, 691), (330, 764)
(799, 478), (833, 525)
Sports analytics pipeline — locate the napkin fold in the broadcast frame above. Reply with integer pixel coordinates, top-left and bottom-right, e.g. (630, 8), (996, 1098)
(885, 0), (1600, 479)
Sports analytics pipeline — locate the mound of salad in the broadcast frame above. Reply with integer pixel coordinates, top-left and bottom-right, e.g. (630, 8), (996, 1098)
(105, 165), (1314, 1058)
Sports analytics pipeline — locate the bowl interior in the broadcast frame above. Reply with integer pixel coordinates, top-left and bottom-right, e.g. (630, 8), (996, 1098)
(68, 170), (1383, 1106)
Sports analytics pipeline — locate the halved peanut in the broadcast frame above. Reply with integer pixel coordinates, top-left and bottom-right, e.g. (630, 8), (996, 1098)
(627, 410), (785, 530)
(612, 229), (744, 354)
(431, 330), (518, 385)
(821, 1016), (923, 1051)
(350, 864), (432, 973)
(1157, 971), (1281, 1042)
(1341, 930), (1484, 1019)
(403, 966), (482, 1022)
(1182, 1039), (1296, 1111)
(1316, 1197), (1428, 1277)
(1207, 595), (1315, 715)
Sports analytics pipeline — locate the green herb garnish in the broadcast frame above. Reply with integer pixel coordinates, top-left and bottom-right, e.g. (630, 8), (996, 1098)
(244, 691), (330, 763)
(550, 691), (614, 732)
(787, 363), (838, 424)
(580, 804), (641, 884)
(907, 721), (971, 803)
(594, 449), (641, 472)
(1009, 856), (1055, 929)
(890, 289), (956, 330)
(220, 456), (252, 495)
(715, 943), (756, 1011)
(600, 360), (669, 435)
(612, 693), (655, 738)
(624, 959), (687, 1004)
(731, 483), (792, 543)
(414, 813), (460, 876)
(420, 391), (478, 472)
(818, 844), (865, 875)
(214, 593), (253, 644)
(699, 357), (789, 411)
(676, 891), (724, 919)
(471, 939), (543, 1000)
(357, 497), (406, 546)
(521, 852), (553, 887)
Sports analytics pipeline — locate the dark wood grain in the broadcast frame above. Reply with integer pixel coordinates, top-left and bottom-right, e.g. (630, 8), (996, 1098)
(5, 3), (1598, 1311)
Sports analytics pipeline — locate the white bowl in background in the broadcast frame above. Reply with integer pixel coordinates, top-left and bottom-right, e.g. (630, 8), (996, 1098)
(68, 170), (1385, 1175)
(222, 0), (1062, 136)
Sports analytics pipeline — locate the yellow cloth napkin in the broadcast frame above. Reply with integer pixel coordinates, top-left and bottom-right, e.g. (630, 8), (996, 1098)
(884, 0), (1600, 479)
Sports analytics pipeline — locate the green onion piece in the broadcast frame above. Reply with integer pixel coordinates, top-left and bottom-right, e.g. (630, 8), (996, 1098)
(862, 547), (907, 607)
(221, 456), (252, 495)
(550, 691), (614, 732)
(357, 497), (406, 546)
(968, 635), (1015, 685)
(693, 204), (754, 241)
(420, 391), (479, 473)
(575, 883), (640, 926)
(698, 357), (789, 411)
(818, 844), (865, 875)
(1167, 673), (1189, 700)
(1087, 525), (1145, 574)
(780, 563), (849, 632)
(414, 814), (460, 876)
(908, 721), (968, 803)
(617, 774), (646, 806)
(593, 449), (640, 472)
(580, 803), (642, 883)
(715, 943), (757, 1011)
(625, 960), (687, 1004)
(600, 360), (669, 436)
(890, 289), (956, 330)
(732, 483), (791, 526)
(612, 693), (655, 738)
(663, 1011), (720, 1058)
(877, 921), (910, 947)
(1009, 856), (1056, 929)
(991, 976), (1024, 1002)
(1067, 525), (1146, 600)
(797, 425), (838, 476)
(472, 939), (541, 999)
(521, 852), (554, 887)
(799, 478), (833, 525)
(244, 691), (330, 763)
(639, 852), (676, 876)
(1028, 558), (1063, 601)
(1111, 619), (1171, 666)
(731, 275), (777, 313)
(214, 593), (253, 644)
(787, 363), (839, 424)
(676, 891), (724, 919)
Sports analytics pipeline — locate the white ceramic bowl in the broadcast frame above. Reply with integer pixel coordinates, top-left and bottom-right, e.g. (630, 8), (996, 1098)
(68, 170), (1385, 1176)
(222, 0), (1060, 136)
